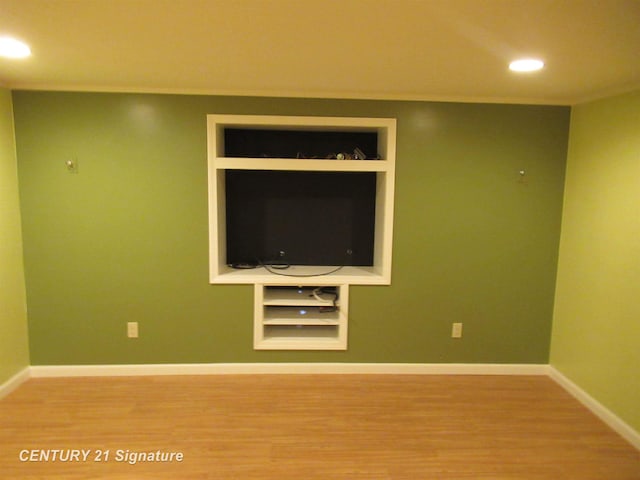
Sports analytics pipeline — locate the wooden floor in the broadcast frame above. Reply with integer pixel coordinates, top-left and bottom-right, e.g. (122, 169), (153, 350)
(0, 375), (638, 479)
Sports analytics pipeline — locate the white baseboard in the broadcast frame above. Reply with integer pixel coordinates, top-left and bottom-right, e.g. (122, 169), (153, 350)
(29, 362), (549, 377)
(0, 367), (30, 399)
(549, 366), (640, 450)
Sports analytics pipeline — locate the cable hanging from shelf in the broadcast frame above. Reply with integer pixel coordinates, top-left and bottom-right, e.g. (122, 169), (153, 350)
(260, 262), (345, 278)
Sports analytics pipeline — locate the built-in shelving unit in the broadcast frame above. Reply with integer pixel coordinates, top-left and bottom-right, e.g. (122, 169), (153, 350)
(207, 114), (396, 350)
(254, 284), (348, 350)
(207, 114), (396, 286)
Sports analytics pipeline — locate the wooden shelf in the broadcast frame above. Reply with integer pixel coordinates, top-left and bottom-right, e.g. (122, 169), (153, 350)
(213, 157), (389, 172)
(263, 326), (340, 340)
(263, 310), (340, 326)
(212, 265), (385, 286)
(263, 287), (337, 307)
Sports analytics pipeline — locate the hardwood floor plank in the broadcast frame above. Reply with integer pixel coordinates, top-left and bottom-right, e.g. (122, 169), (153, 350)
(0, 375), (638, 479)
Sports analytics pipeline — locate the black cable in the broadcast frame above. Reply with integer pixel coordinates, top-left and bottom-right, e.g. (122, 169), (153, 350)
(260, 262), (344, 278)
(230, 259), (344, 277)
(312, 286), (339, 313)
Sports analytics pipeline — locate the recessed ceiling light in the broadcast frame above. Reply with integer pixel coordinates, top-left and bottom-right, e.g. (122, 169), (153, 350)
(509, 58), (544, 72)
(0, 36), (31, 59)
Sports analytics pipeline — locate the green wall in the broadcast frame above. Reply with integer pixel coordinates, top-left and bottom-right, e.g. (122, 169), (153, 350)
(551, 90), (640, 432)
(0, 88), (30, 383)
(12, 91), (569, 365)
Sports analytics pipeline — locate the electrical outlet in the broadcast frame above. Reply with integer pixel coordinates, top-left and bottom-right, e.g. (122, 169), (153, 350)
(127, 322), (139, 338)
(451, 322), (463, 338)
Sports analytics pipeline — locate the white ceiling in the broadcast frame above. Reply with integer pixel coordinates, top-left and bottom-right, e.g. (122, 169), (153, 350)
(1, 0), (639, 105)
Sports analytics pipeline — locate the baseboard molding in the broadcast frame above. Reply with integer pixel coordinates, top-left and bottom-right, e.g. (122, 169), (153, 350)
(0, 367), (30, 399)
(29, 362), (550, 377)
(549, 366), (640, 451)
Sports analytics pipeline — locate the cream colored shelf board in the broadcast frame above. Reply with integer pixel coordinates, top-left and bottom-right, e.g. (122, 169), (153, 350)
(255, 339), (345, 351)
(264, 307), (340, 324)
(209, 114), (395, 130)
(213, 265), (386, 286)
(263, 289), (337, 306)
(258, 327), (345, 350)
(263, 318), (340, 326)
(264, 325), (338, 338)
(213, 157), (388, 172)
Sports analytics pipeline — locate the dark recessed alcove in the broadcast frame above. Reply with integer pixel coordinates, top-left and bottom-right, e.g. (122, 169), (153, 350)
(225, 170), (377, 266)
(224, 128), (379, 159)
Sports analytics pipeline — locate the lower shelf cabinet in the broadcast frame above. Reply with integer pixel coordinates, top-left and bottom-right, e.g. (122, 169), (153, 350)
(254, 284), (348, 350)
